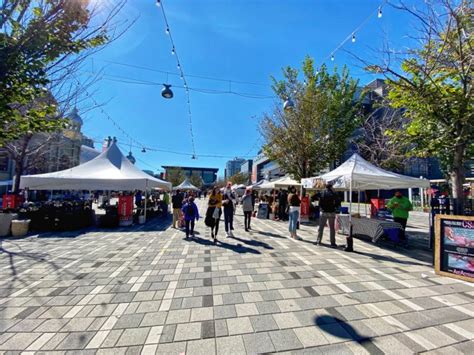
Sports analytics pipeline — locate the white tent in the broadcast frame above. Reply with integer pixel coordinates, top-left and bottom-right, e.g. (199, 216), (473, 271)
(231, 184), (246, 190)
(20, 142), (172, 191)
(173, 178), (199, 191)
(301, 153), (430, 190)
(256, 176), (301, 190)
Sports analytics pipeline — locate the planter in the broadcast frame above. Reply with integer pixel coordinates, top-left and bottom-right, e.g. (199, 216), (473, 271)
(0, 213), (18, 237)
(11, 219), (30, 237)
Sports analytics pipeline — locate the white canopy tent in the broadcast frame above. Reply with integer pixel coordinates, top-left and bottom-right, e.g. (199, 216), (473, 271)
(301, 153), (430, 251)
(256, 176), (301, 190)
(173, 178), (199, 191)
(20, 142), (171, 191)
(301, 153), (430, 191)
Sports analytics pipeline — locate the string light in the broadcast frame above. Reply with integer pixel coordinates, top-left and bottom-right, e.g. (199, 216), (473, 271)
(157, 0), (196, 159)
(156, 0), (160, 7)
(320, 1), (387, 65)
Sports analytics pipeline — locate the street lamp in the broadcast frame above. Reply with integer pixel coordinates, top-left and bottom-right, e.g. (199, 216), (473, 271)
(161, 84), (173, 99)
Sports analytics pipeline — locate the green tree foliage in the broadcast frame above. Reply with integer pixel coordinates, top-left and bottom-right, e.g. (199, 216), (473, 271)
(261, 56), (363, 180)
(366, 0), (473, 211)
(188, 171), (204, 189)
(228, 172), (249, 185)
(166, 168), (186, 187)
(0, 0), (119, 145)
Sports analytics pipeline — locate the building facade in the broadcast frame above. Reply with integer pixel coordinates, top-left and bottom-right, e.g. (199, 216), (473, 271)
(0, 108), (94, 191)
(162, 166), (219, 187)
(225, 157), (246, 179)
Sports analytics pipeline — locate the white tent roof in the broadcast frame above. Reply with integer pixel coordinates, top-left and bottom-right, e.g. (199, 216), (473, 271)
(256, 176), (301, 190)
(301, 153), (430, 190)
(20, 142), (172, 191)
(231, 184), (246, 190)
(173, 178), (200, 191)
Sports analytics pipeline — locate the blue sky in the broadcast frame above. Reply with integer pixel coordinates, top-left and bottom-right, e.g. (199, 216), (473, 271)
(79, 0), (418, 177)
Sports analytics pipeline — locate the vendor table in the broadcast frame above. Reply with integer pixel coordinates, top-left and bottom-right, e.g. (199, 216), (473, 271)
(336, 214), (403, 243)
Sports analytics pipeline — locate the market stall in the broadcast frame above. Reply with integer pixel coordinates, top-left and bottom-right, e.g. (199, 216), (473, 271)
(173, 178), (199, 192)
(301, 153), (430, 248)
(254, 176), (301, 219)
(19, 142), (171, 230)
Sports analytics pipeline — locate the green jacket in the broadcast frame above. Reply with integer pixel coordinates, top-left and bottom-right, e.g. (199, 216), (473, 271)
(386, 196), (413, 219)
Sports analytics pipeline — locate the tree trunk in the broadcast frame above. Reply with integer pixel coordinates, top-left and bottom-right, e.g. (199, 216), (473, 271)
(450, 144), (466, 215)
(12, 136), (30, 193)
(13, 155), (25, 193)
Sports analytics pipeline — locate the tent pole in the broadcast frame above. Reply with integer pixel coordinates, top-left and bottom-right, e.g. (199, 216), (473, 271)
(358, 191), (360, 214)
(144, 181), (148, 222)
(346, 179), (354, 252)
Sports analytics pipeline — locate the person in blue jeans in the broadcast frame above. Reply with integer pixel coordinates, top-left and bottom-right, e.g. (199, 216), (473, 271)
(181, 196), (199, 238)
(222, 182), (236, 237)
(287, 187), (301, 240)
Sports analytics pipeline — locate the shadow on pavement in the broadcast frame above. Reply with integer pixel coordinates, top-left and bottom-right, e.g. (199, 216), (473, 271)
(185, 235), (261, 254)
(314, 315), (373, 345)
(257, 231), (287, 239)
(353, 250), (430, 266)
(230, 235), (273, 250)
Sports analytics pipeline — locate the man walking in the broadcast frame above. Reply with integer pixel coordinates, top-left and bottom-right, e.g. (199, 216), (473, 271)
(387, 190), (413, 245)
(316, 183), (340, 247)
(222, 182), (236, 237)
(172, 189), (184, 228)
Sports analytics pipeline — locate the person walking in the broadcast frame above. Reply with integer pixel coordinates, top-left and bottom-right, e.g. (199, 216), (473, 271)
(287, 187), (301, 240)
(222, 182), (236, 237)
(241, 189), (254, 231)
(171, 189), (184, 228)
(386, 190), (413, 245)
(316, 183), (340, 248)
(181, 196), (199, 239)
(206, 187), (222, 242)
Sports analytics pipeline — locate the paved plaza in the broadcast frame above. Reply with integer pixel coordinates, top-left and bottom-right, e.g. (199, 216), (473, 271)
(1, 200), (473, 354)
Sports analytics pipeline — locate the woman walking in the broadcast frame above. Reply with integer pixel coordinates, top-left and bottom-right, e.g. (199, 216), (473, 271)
(206, 187), (222, 243)
(241, 188), (254, 231)
(181, 197), (199, 239)
(287, 187), (301, 240)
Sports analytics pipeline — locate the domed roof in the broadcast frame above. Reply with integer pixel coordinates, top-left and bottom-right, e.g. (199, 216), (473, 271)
(69, 107), (83, 125)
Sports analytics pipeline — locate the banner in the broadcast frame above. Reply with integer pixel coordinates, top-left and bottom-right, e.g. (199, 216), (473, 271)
(300, 196), (310, 222)
(118, 195), (134, 226)
(435, 215), (474, 282)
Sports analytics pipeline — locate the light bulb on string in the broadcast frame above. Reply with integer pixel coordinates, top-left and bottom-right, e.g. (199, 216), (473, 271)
(156, 0), (160, 7)
(165, 27), (170, 34)
(171, 48), (175, 55)
(378, 7), (382, 18)
(352, 33), (356, 43)
(330, 54), (335, 61)
(177, 63), (181, 70)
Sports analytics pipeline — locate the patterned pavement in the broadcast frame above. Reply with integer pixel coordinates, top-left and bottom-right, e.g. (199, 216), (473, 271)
(0, 199), (473, 354)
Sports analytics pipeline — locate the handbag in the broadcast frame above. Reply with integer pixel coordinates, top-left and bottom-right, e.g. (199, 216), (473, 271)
(212, 207), (220, 219)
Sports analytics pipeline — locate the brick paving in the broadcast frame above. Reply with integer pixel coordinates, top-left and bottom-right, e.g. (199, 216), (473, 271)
(0, 199), (473, 354)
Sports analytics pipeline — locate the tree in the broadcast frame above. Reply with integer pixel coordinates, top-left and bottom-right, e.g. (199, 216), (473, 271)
(0, 0), (127, 145)
(363, 0), (473, 213)
(166, 168), (186, 187)
(188, 172), (204, 189)
(261, 56), (363, 180)
(228, 172), (249, 185)
(355, 105), (409, 172)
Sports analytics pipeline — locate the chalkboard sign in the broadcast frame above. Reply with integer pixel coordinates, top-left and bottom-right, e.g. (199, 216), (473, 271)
(257, 203), (269, 219)
(435, 215), (474, 282)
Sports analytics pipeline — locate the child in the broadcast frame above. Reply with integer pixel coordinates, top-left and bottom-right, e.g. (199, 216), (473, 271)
(181, 196), (199, 238)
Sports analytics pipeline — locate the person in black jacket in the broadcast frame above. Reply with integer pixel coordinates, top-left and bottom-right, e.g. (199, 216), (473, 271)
(316, 183), (340, 247)
(171, 190), (184, 228)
